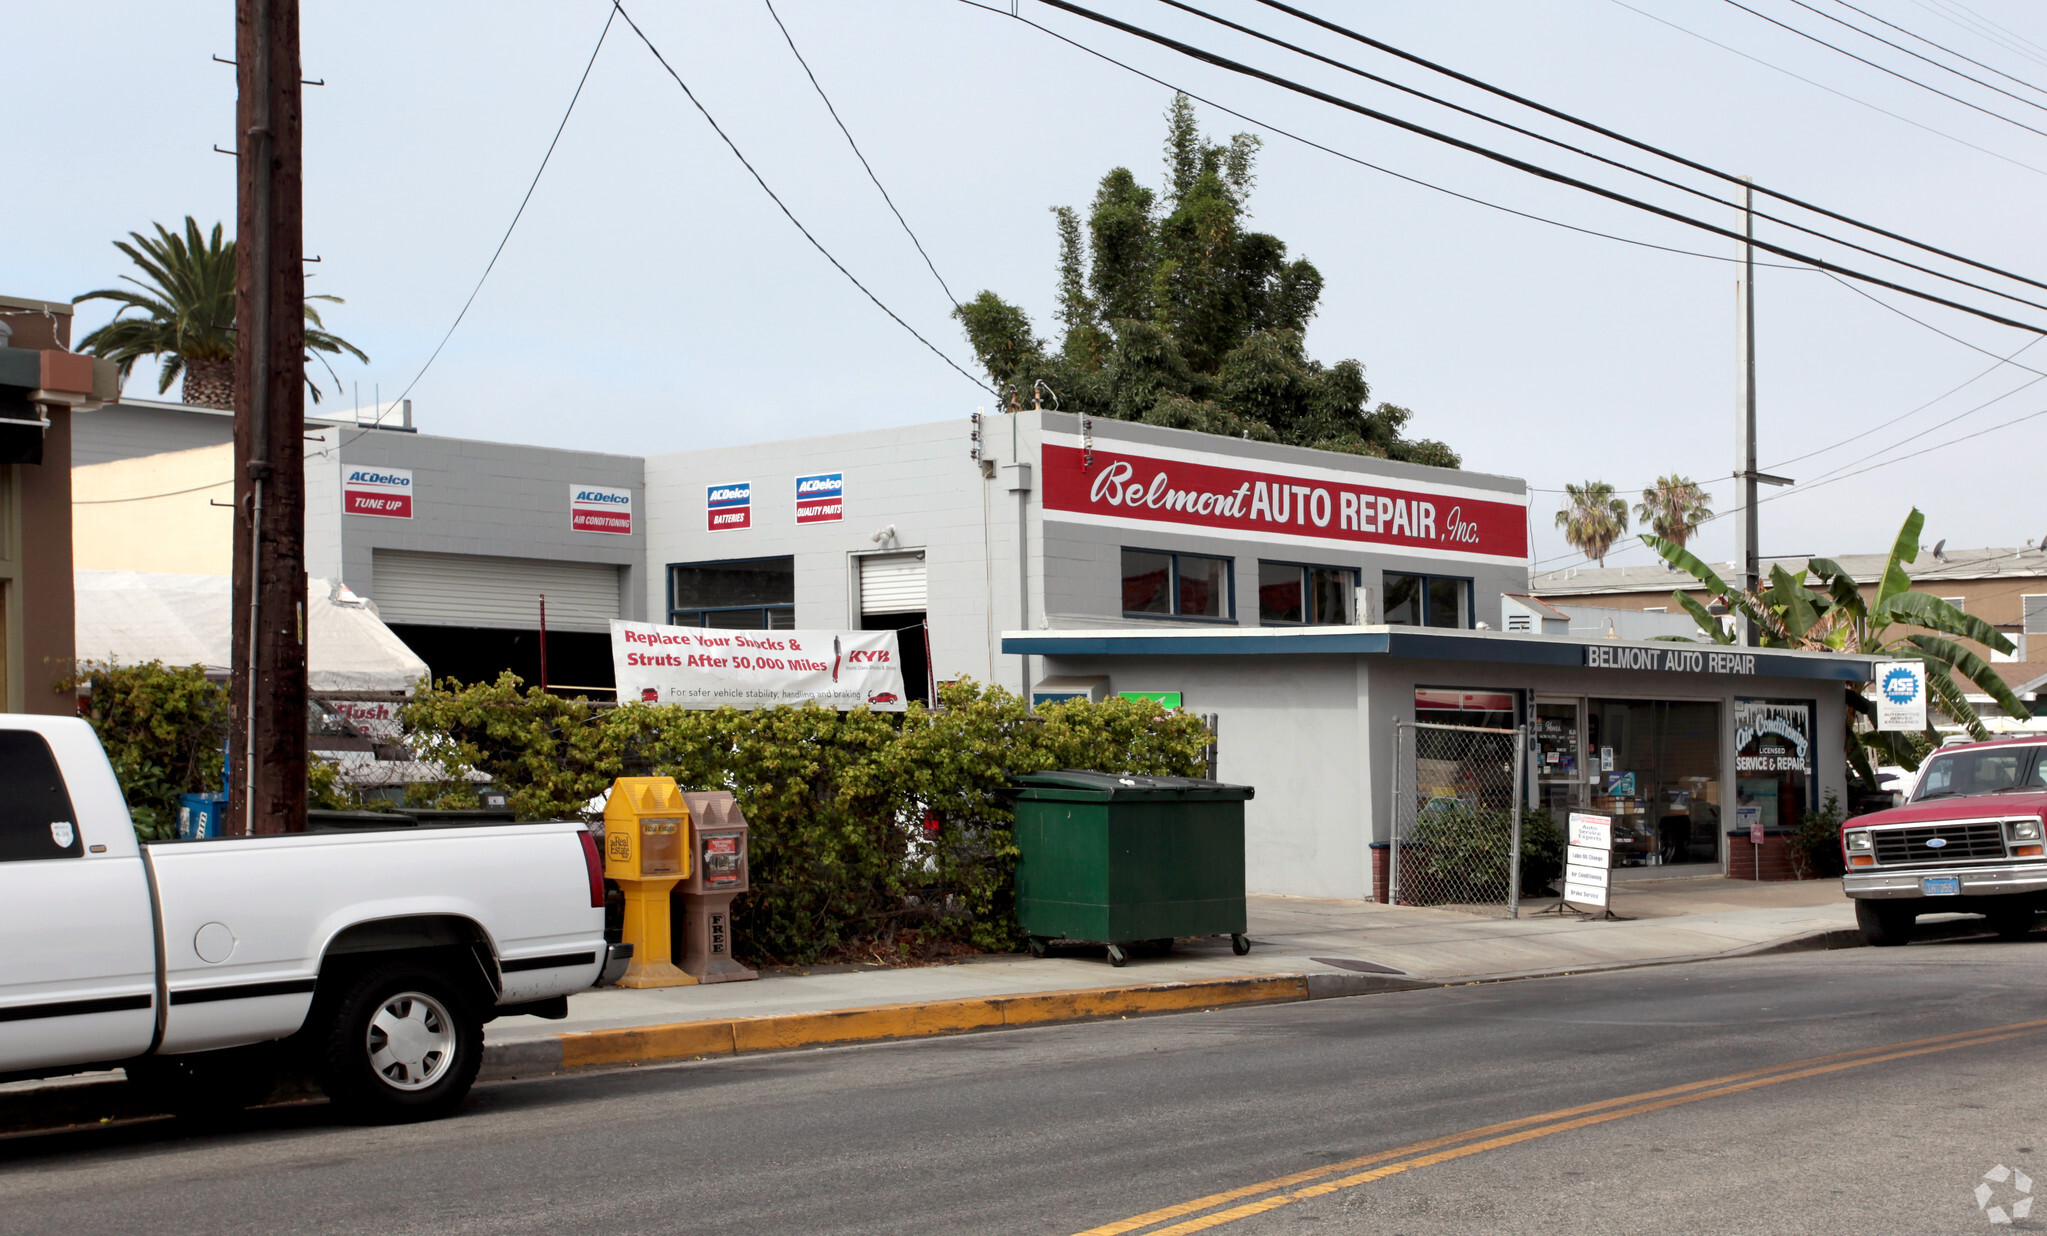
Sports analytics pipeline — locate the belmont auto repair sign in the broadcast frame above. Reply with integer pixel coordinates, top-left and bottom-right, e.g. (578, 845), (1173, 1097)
(708, 481), (752, 531)
(795, 472), (844, 524)
(1039, 436), (1527, 562)
(570, 484), (633, 535)
(343, 466), (412, 519)
(611, 619), (905, 711)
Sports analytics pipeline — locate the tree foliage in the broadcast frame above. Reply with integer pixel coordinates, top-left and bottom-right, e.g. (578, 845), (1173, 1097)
(953, 96), (1458, 467)
(69, 661), (229, 841)
(401, 676), (1212, 964)
(1555, 480), (1629, 565)
(1635, 475), (1712, 548)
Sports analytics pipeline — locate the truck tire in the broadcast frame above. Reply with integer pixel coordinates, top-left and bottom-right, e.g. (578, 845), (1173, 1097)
(314, 961), (483, 1123)
(1986, 903), (2039, 940)
(1856, 898), (1916, 947)
(128, 1045), (279, 1122)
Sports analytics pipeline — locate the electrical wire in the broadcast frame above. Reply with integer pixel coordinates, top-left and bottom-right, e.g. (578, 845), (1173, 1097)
(953, 0), (1804, 268)
(1786, 0), (2047, 114)
(1817, 269), (2047, 375)
(1257, 0), (2047, 284)
(73, 478), (233, 504)
(611, 1), (992, 393)
(1913, 0), (2047, 71)
(761, 0), (962, 309)
(1719, 0), (2047, 140)
(1608, 0), (2047, 179)
(1833, 0), (2047, 100)
(1035, 0), (2047, 334)
(1154, 0), (2047, 318)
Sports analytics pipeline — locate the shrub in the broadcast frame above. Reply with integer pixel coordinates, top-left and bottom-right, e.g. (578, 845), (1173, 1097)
(1400, 804), (1562, 906)
(1789, 791), (1847, 880)
(69, 661), (229, 840)
(401, 675), (1211, 964)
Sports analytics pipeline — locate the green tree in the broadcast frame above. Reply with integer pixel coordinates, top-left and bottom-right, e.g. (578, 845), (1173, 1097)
(1635, 475), (1712, 549)
(1555, 481), (1629, 565)
(1644, 508), (2029, 786)
(73, 217), (367, 409)
(953, 96), (1457, 467)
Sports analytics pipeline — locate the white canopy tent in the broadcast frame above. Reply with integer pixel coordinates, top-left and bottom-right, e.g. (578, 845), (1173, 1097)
(75, 570), (429, 695)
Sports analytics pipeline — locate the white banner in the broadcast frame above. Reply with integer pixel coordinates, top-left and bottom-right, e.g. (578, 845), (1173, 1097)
(1874, 660), (1927, 732)
(611, 620), (907, 711)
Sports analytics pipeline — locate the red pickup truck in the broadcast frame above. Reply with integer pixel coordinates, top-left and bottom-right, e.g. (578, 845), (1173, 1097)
(1842, 735), (2047, 946)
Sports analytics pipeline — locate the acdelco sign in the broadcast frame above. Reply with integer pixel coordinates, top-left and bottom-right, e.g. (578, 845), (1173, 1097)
(708, 481), (752, 531)
(343, 466), (413, 519)
(794, 472), (843, 525)
(571, 484), (633, 535)
(1040, 443), (1527, 562)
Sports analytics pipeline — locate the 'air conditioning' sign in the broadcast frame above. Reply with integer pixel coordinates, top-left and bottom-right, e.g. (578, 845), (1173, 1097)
(343, 466), (413, 519)
(571, 484), (633, 535)
(708, 481), (752, 531)
(795, 472), (843, 525)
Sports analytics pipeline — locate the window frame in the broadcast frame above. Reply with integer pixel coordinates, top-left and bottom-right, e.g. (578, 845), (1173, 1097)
(1382, 571), (1475, 629)
(1120, 547), (1237, 624)
(666, 555), (796, 629)
(1256, 559), (1360, 627)
(0, 730), (82, 864)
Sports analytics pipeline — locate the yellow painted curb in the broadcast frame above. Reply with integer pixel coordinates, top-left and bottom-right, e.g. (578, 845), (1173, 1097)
(556, 974), (1310, 1071)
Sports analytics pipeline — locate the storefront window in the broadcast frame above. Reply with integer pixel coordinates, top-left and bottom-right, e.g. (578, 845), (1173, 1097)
(1121, 548), (1233, 621)
(1384, 572), (1470, 628)
(1734, 698), (1814, 835)
(1259, 562), (1356, 625)
(669, 556), (795, 629)
(1588, 699), (1722, 866)
(1415, 687), (1517, 730)
(1535, 701), (1581, 813)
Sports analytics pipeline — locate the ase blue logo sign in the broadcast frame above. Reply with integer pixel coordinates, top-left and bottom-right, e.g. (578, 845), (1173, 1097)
(1881, 664), (1922, 706)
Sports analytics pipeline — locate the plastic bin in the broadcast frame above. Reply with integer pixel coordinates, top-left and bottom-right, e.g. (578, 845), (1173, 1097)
(177, 792), (228, 839)
(1010, 770), (1254, 966)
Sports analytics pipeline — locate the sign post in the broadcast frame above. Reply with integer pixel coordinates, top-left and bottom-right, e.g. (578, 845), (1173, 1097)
(1563, 811), (1613, 915)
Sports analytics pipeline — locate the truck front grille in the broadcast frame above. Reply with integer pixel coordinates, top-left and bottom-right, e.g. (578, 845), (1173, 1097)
(1872, 821), (2008, 866)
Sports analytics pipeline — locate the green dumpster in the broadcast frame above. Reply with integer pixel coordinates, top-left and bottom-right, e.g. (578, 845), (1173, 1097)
(1010, 770), (1255, 967)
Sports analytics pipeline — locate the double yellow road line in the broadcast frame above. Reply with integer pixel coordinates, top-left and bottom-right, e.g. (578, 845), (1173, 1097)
(1074, 1016), (2047, 1235)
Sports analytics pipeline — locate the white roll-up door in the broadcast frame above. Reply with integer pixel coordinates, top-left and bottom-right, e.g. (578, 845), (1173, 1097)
(859, 552), (927, 615)
(372, 550), (621, 632)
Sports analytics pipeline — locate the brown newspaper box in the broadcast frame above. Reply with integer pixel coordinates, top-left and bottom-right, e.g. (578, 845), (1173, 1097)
(675, 791), (757, 983)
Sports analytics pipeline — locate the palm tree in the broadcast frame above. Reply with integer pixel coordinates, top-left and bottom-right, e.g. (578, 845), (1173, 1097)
(1555, 481), (1629, 566)
(1635, 475), (1712, 549)
(73, 217), (366, 410)
(1643, 508), (2028, 786)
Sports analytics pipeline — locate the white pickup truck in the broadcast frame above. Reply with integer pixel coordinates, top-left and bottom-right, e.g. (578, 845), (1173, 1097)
(0, 715), (619, 1122)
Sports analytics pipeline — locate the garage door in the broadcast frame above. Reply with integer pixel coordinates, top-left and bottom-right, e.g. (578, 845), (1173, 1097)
(372, 550), (621, 633)
(859, 552), (926, 615)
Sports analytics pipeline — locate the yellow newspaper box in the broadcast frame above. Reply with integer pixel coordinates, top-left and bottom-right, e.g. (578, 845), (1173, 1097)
(603, 777), (696, 987)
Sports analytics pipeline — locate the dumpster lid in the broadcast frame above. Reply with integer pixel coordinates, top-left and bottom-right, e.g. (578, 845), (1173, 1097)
(1009, 770), (1254, 800)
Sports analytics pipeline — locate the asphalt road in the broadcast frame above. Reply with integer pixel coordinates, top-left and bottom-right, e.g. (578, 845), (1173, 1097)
(5, 937), (2047, 1235)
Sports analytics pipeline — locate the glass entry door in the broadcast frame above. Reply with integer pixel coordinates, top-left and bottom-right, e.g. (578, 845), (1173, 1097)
(1534, 699), (1585, 812)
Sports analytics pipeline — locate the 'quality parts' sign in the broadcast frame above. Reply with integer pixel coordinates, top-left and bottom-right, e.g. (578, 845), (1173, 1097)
(570, 484), (633, 535)
(708, 481), (752, 531)
(1039, 440), (1527, 562)
(343, 466), (412, 519)
(610, 620), (904, 711)
(795, 472), (843, 525)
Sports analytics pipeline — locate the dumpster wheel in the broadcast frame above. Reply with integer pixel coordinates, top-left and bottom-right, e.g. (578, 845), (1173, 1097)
(1107, 943), (1128, 967)
(1231, 934), (1251, 956)
(1025, 936), (1050, 959)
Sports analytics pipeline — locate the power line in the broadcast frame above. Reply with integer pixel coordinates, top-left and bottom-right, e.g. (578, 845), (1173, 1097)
(612, 1), (992, 393)
(953, 0), (1805, 269)
(761, 0), (962, 309)
(1818, 269), (2047, 375)
(1719, 0), (2047, 140)
(1035, 0), (2047, 334)
(1912, 0), (2047, 70)
(1787, 0), (2047, 114)
(1608, 0), (2047, 178)
(1255, 0), (2047, 288)
(1833, 0), (2047, 100)
(1153, 0), (2047, 318)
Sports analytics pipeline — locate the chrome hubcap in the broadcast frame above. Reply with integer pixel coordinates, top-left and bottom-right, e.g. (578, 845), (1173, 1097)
(365, 991), (456, 1091)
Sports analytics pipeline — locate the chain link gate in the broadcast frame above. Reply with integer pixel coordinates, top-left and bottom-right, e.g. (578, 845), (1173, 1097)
(1390, 720), (1528, 917)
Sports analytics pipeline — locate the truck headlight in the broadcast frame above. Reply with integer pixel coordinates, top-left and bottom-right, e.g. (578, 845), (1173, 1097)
(2011, 820), (2043, 842)
(1845, 830), (1873, 852)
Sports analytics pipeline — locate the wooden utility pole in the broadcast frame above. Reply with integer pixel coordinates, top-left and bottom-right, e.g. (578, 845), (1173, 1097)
(1732, 177), (1794, 648)
(229, 0), (309, 835)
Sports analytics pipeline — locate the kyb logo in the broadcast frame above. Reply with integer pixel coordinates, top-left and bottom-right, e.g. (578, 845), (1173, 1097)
(343, 465), (413, 519)
(847, 649), (892, 664)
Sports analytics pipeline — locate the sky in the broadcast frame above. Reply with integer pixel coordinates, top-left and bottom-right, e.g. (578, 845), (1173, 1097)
(11, 0), (2047, 573)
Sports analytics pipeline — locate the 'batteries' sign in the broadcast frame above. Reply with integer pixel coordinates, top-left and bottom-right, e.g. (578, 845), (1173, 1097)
(343, 466), (413, 519)
(571, 484), (633, 535)
(795, 472), (843, 524)
(708, 481), (752, 531)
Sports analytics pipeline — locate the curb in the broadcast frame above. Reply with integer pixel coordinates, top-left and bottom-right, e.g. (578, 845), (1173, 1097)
(479, 971), (1433, 1081)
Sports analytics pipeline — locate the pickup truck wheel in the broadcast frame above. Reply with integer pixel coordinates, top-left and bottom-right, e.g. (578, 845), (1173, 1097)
(1986, 903), (2038, 940)
(1855, 899), (1916, 947)
(315, 962), (483, 1123)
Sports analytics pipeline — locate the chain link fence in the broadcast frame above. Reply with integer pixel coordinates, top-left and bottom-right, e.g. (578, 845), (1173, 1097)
(1390, 721), (1527, 917)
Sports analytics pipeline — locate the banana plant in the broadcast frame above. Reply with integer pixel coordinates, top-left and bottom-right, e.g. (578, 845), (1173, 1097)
(1641, 509), (2029, 785)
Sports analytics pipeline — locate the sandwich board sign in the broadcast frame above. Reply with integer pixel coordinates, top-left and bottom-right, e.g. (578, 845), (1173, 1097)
(1563, 811), (1612, 909)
